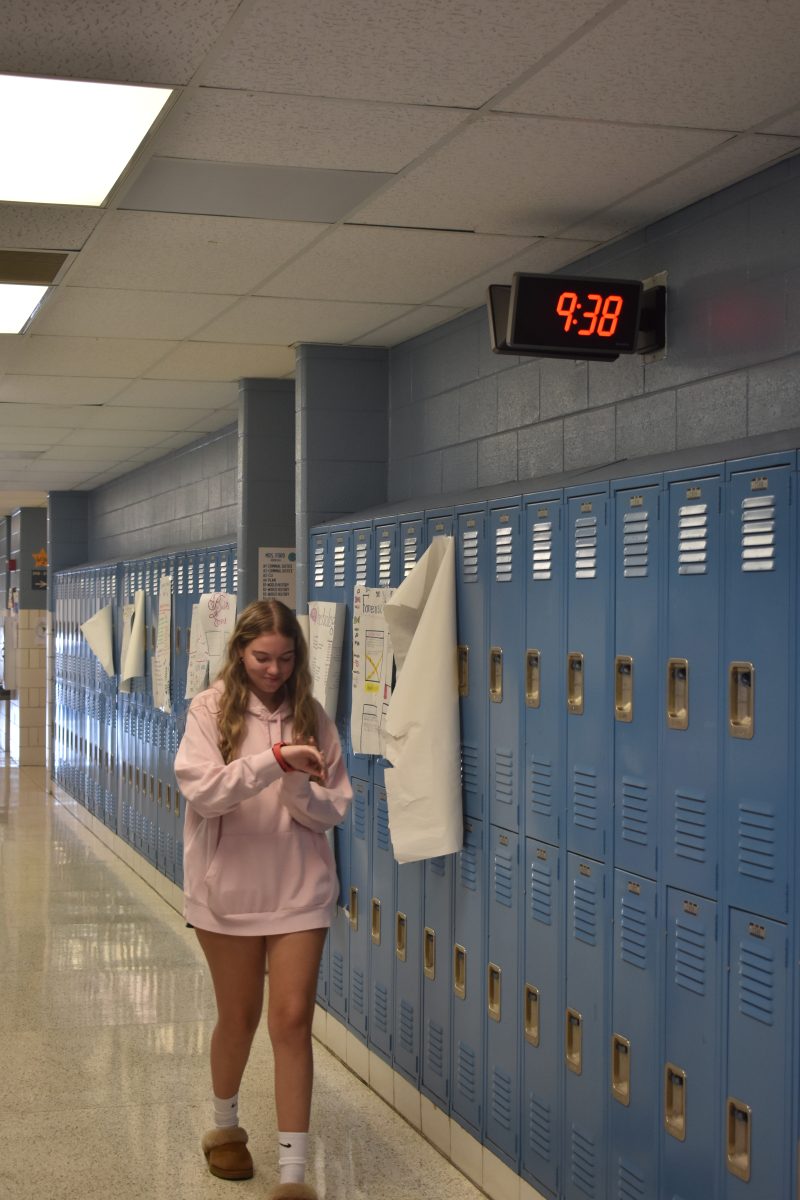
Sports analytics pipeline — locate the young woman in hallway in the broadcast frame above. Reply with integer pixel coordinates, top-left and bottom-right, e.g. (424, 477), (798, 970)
(175, 599), (352, 1200)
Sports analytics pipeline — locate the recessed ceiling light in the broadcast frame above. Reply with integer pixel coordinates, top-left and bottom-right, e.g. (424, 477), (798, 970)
(0, 74), (172, 206)
(0, 284), (49, 333)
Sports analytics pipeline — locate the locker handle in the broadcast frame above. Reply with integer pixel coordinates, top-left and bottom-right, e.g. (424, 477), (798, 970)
(664, 1063), (686, 1141)
(395, 912), (407, 961)
(567, 653), (584, 715)
(565, 1008), (583, 1074)
(349, 886), (358, 932)
(151, 625), (157, 653)
(726, 1097), (752, 1182)
(458, 645), (469, 698)
(423, 926), (436, 980)
(526, 649), (541, 709)
(614, 656), (633, 722)
(453, 944), (466, 999)
(157, 780), (163, 807)
(175, 627), (181, 654)
(175, 792), (181, 818)
(729, 662), (755, 739)
(166, 784), (172, 813)
(666, 659), (689, 730)
(488, 963), (502, 1021)
(611, 1033), (631, 1105)
(489, 647), (503, 703)
(524, 984), (540, 1047)
(371, 898), (381, 945)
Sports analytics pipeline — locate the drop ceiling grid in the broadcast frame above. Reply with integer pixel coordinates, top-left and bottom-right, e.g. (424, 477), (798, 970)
(11, 335), (179, 378)
(107, 380), (239, 408)
(0, 376), (129, 406)
(0, 203), (102, 251)
(196, 296), (420, 345)
(33, 286), (237, 341)
(144, 341), (295, 381)
(430, 237), (602, 310)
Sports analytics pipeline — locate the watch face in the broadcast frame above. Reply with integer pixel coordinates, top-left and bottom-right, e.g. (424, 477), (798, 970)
(506, 273), (643, 357)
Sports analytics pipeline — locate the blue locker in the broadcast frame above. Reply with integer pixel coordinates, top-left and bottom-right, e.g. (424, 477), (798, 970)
(724, 910), (791, 1200)
(369, 784), (395, 1062)
(421, 852), (453, 1109)
(662, 888), (720, 1200)
(328, 813), (351, 1022)
(325, 525), (357, 776)
(661, 469), (723, 897)
(348, 777), (371, 1041)
(425, 508), (454, 544)
(394, 858), (423, 1085)
(488, 499), (523, 834)
(565, 485), (613, 863)
(456, 504), (488, 822)
(451, 816), (485, 1137)
(522, 837), (563, 1196)
(609, 870), (660, 1200)
(723, 454), (796, 921)
(613, 476), (663, 880)
(345, 522), (374, 783)
(524, 490), (565, 848)
(371, 516), (398, 791)
(485, 825), (521, 1168)
(564, 851), (610, 1200)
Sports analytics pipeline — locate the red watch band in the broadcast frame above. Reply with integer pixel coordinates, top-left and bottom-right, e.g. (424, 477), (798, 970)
(272, 742), (295, 773)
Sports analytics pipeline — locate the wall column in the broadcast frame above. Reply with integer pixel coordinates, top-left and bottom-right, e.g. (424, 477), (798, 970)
(7, 507), (48, 766)
(46, 493), (89, 776)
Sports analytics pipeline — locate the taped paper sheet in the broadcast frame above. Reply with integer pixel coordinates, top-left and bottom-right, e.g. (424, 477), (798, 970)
(80, 604), (115, 677)
(121, 590), (146, 681)
(382, 537), (462, 864)
(118, 603), (133, 693)
(308, 600), (345, 720)
(152, 575), (172, 713)
(351, 586), (394, 756)
(185, 592), (237, 699)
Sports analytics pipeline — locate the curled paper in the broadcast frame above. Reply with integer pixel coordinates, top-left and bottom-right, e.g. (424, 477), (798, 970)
(80, 604), (115, 677)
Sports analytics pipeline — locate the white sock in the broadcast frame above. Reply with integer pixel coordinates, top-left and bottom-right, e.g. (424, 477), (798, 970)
(278, 1131), (308, 1184)
(213, 1092), (239, 1129)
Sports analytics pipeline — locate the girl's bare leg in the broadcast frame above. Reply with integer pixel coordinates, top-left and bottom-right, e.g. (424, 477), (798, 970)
(196, 929), (268, 1098)
(264, 927), (327, 1130)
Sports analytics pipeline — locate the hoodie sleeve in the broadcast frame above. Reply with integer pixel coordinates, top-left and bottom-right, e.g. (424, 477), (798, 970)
(174, 693), (284, 818)
(276, 705), (353, 833)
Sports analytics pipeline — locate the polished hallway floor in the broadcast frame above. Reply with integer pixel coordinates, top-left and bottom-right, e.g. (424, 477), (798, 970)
(0, 761), (485, 1200)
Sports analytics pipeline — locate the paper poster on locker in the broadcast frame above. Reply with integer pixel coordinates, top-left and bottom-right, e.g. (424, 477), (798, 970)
(351, 585), (394, 756)
(120, 590), (146, 683)
(151, 575), (172, 713)
(185, 603), (208, 699)
(308, 600), (345, 720)
(79, 604), (115, 677)
(185, 592), (237, 699)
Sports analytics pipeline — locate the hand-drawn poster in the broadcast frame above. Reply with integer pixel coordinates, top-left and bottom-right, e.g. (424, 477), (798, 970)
(185, 592), (237, 699)
(152, 575), (172, 713)
(308, 600), (345, 720)
(350, 585), (394, 756)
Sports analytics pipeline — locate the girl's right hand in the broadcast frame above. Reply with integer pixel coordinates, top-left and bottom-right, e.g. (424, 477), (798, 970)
(279, 742), (328, 784)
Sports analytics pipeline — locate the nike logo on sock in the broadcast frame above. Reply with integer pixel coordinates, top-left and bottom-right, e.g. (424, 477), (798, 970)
(280, 1142), (291, 1148)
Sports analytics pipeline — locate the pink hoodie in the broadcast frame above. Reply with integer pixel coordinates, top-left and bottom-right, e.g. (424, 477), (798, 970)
(175, 682), (352, 935)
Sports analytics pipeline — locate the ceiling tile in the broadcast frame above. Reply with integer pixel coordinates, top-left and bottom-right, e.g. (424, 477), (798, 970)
(0, 375), (127, 406)
(431, 238), (601, 309)
(762, 110), (800, 137)
(154, 89), (467, 172)
(63, 211), (327, 294)
(108, 379), (239, 408)
(0, 491), (46, 510)
(12, 335), (178, 378)
(0, 0), (242, 85)
(197, 296), (414, 345)
(201, 0), (610, 106)
(84, 405), (219, 432)
(0, 404), (107, 429)
(258, 225), (533, 304)
(0, 204), (101, 251)
(0, 428), (65, 448)
(353, 305), (465, 346)
(145, 342), (295, 380)
(33, 287), (236, 340)
(499, 0), (800, 130)
(185, 408), (242, 432)
(58, 427), (182, 449)
(352, 113), (729, 237)
(0, 335), (23, 372)
(39, 445), (139, 461)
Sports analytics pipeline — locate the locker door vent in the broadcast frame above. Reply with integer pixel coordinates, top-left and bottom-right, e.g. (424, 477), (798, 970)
(737, 801), (776, 881)
(617, 1156), (647, 1199)
(461, 742), (480, 808)
(353, 789), (367, 841)
(399, 998), (415, 1054)
(355, 539), (369, 584)
(619, 895), (648, 968)
(678, 502), (709, 575)
(220, 562), (228, 591)
(530, 757), (553, 820)
(378, 536), (392, 586)
(527, 1092), (553, 1163)
(674, 790), (708, 862)
(177, 561), (185, 593)
(313, 543), (325, 589)
(623, 510), (650, 578)
(209, 560), (217, 592)
(459, 843), (479, 892)
(456, 1040), (477, 1101)
(375, 796), (391, 852)
(531, 520), (553, 580)
(673, 918), (707, 996)
(573, 767), (598, 831)
(331, 950), (345, 998)
(570, 1127), (597, 1196)
(495, 523), (514, 582)
(333, 542), (346, 588)
(461, 528), (479, 582)
(373, 983), (389, 1034)
(351, 968), (366, 1017)
(740, 494), (776, 573)
(493, 851), (514, 908)
(494, 748), (514, 811)
(403, 530), (419, 578)
(573, 880), (598, 946)
(574, 515), (597, 579)
(232, 557), (238, 592)
(491, 1066), (513, 1131)
(621, 778), (650, 847)
(737, 940), (775, 1025)
(430, 855), (447, 877)
(187, 561), (195, 592)
(530, 859), (554, 925)
(426, 1021), (445, 1077)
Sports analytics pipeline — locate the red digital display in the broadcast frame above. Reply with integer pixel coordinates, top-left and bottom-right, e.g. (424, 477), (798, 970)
(506, 273), (644, 359)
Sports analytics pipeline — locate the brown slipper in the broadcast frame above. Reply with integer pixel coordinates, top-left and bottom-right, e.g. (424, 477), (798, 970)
(266, 1185), (318, 1200)
(201, 1126), (254, 1180)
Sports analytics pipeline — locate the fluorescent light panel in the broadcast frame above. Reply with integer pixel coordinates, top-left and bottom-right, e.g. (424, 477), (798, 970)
(0, 74), (172, 206)
(0, 284), (48, 333)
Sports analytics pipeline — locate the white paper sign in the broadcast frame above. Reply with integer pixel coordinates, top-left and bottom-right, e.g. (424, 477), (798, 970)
(308, 600), (345, 720)
(258, 547), (297, 609)
(80, 604), (115, 677)
(351, 585), (394, 756)
(185, 592), (237, 699)
(121, 590), (146, 682)
(152, 575), (172, 713)
(118, 602), (133, 693)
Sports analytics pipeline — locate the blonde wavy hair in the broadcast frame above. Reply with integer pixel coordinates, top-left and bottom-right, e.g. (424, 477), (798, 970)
(215, 600), (317, 764)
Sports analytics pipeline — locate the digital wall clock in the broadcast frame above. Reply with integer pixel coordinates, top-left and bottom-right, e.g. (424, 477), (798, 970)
(488, 273), (666, 362)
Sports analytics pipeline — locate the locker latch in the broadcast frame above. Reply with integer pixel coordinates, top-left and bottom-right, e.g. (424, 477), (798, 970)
(489, 648), (503, 703)
(567, 653), (584, 715)
(565, 1008), (583, 1074)
(423, 927), (436, 980)
(726, 1097), (752, 1181)
(664, 1063), (686, 1141)
(728, 662), (755, 739)
(453, 944), (467, 1000)
(458, 645), (469, 697)
(488, 963), (502, 1021)
(349, 886), (358, 932)
(395, 912), (407, 961)
(611, 1033), (631, 1105)
(524, 984), (540, 1046)
(614, 657), (633, 723)
(526, 650), (541, 709)
(371, 898), (381, 945)
(666, 659), (689, 730)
